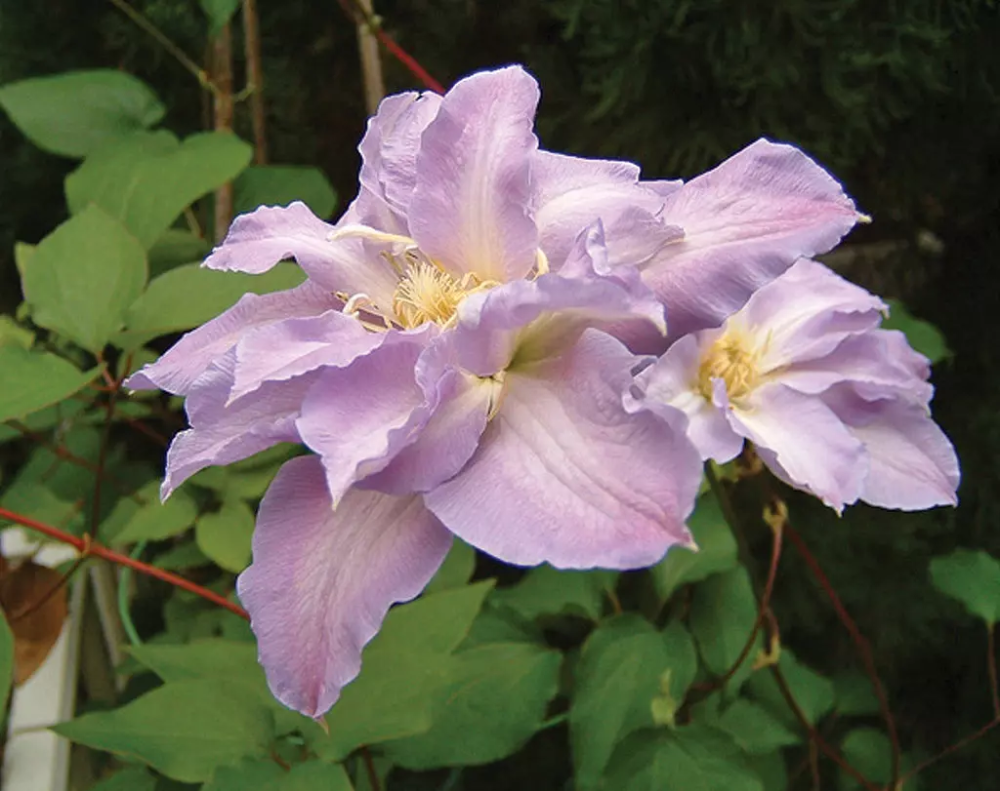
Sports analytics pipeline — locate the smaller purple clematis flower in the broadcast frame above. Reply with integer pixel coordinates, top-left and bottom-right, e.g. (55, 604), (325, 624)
(634, 259), (960, 512)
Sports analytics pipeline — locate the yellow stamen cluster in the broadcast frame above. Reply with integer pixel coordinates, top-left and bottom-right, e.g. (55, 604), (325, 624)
(697, 331), (760, 402)
(392, 263), (470, 329)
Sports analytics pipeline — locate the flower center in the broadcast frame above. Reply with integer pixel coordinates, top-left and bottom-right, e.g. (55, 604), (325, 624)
(392, 262), (469, 329)
(698, 332), (759, 401)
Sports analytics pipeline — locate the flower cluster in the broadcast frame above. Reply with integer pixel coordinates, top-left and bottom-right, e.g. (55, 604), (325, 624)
(127, 65), (957, 718)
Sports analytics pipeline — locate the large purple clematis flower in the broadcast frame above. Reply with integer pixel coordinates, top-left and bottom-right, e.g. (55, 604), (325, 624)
(126, 63), (865, 719)
(634, 259), (960, 512)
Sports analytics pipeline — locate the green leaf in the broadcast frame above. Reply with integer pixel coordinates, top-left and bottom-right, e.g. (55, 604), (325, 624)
(651, 491), (738, 602)
(424, 539), (476, 594)
(0, 70), (164, 157)
(384, 641), (562, 768)
(313, 581), (494, 761)
(154, 540), (212, 570)
(148, 229), (212, 277)
(841, 727), (892, 785)
(279, 762), (353, 790)
(833, 670), (881, 717)
(199, 0), (241, 37)
(689, 567), (763, 692)
(0, 611), (13, 724)
(746, 651), (835, 728)
(112, 485), (199, 545)
(234, 166), (338, 218)
(883, 299), (951, 364)
(716, 699), (800, 754)
(52, 680), (274, 782)
(570, 615), (699, 790)
(117, 262), (305, 349)
(603, 726), (764, 791)
(0, 347), (97, 422)
(493, 565), (617, 621)
(65, 130), (252, 249)
(87, 766), (157, 791)
(929, 548), (1000, 624)
(21, 205), (148, 352)
(195, 500), (255, 573)
(0, 316), (34, 350)
(204, 760), (285, 791)
(748, 751), (789, 791)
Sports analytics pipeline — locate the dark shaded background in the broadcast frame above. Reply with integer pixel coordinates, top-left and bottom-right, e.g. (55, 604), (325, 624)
(1, 1), (999, 787)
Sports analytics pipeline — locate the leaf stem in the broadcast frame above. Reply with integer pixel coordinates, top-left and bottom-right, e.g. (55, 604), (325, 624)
(0, 506), (248, 621)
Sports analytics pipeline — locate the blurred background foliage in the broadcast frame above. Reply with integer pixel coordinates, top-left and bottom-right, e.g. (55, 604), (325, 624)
(1, 0), (999, 788)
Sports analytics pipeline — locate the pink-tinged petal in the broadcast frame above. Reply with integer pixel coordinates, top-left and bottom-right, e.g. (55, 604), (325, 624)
(410, 66), (540, 282)
(779, 330), (933, 404)
(740, 260), (886, 370)
(635, 334), (744, 462)
(644, 140), (862, 335)
(360, 357), (492, 495)
(295, 331), (444, 503)
(531, 150), (680, 268)
(162, 353), (316, 497)
(237, 455), (451, 718)
(726, 382), (867, 512)
(125, 280), (338, 395)
(451, 222), (666, 376)
(822, 388), (959, 510)
(425, 329), (701, 569)
(230, 310), (384, 401)
(204, 202), (399, 306)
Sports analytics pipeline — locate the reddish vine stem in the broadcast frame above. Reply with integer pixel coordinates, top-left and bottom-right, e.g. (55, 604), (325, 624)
(0, 506), (249, 621)
(783, 521), (902, 786)
(361, 745), (380, 791)
(338, 0), (445, 93)
(770, 664), (879, 791)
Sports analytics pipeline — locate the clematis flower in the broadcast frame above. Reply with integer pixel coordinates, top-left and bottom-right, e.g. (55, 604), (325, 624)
(127, 65), (709, 718)
(634, 259), (960, 512)
(127, 63), (867, 719)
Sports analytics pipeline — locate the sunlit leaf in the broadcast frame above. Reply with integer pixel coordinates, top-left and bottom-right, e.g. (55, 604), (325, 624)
(234, 165), (338, 218)
(0, 70), (164, 157)
(111, 485), (198, 545)
(52, 680), (274, 782)
(65, 130), (252, 248)
(424, 539), (476, 594)
(883, 299), (951, 364)
(20, 205), (148, 352)
(0, 347), (97, 423)
(196, 499), (255, 573)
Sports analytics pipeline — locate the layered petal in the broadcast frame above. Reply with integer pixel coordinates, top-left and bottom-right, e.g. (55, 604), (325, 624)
(635, 334), (745, 462)
(531, 150), (680, 268)
(725, 383), (867, 511)
(237, 455), (451, 718)
(643, 140), (862, 335)
(450, 222), (665, 377)
(162, 352), (316, 497)
(410, 66), (540, 282)
(204, 202), (399, 306)
(425, 329), (701, 569)
(230, 309), (384, 402)
(823, 387), (959, 509)
(125, 280), (338, 395)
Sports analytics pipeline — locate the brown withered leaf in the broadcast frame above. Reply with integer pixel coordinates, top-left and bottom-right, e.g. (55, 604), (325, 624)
(0, 559), (69, 684)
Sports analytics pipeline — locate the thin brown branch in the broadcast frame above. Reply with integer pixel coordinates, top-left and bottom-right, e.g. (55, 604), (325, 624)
(784, 520), (902, 785)
(212, 22), (235, 242)
(241, 0), (268, 164)
(361, 745), (381, 791)
(354, 0), (386, 114)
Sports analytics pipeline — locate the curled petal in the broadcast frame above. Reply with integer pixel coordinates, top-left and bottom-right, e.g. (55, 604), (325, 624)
(125, 280), (338, 395)
(635, 334), (745, 462)
(410, 66), (540, 282)
(725, 382), (867, 512)
(451, 222), (665, 377)
(231, 310), (384, 402)
(644, 140), (862, 335)
(162, 352), (315, 498)
(532, 150), (680, 268)
(425, 329), (701, 569)
(237, 456), (451, 718)
(204, 201), (399, 308)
